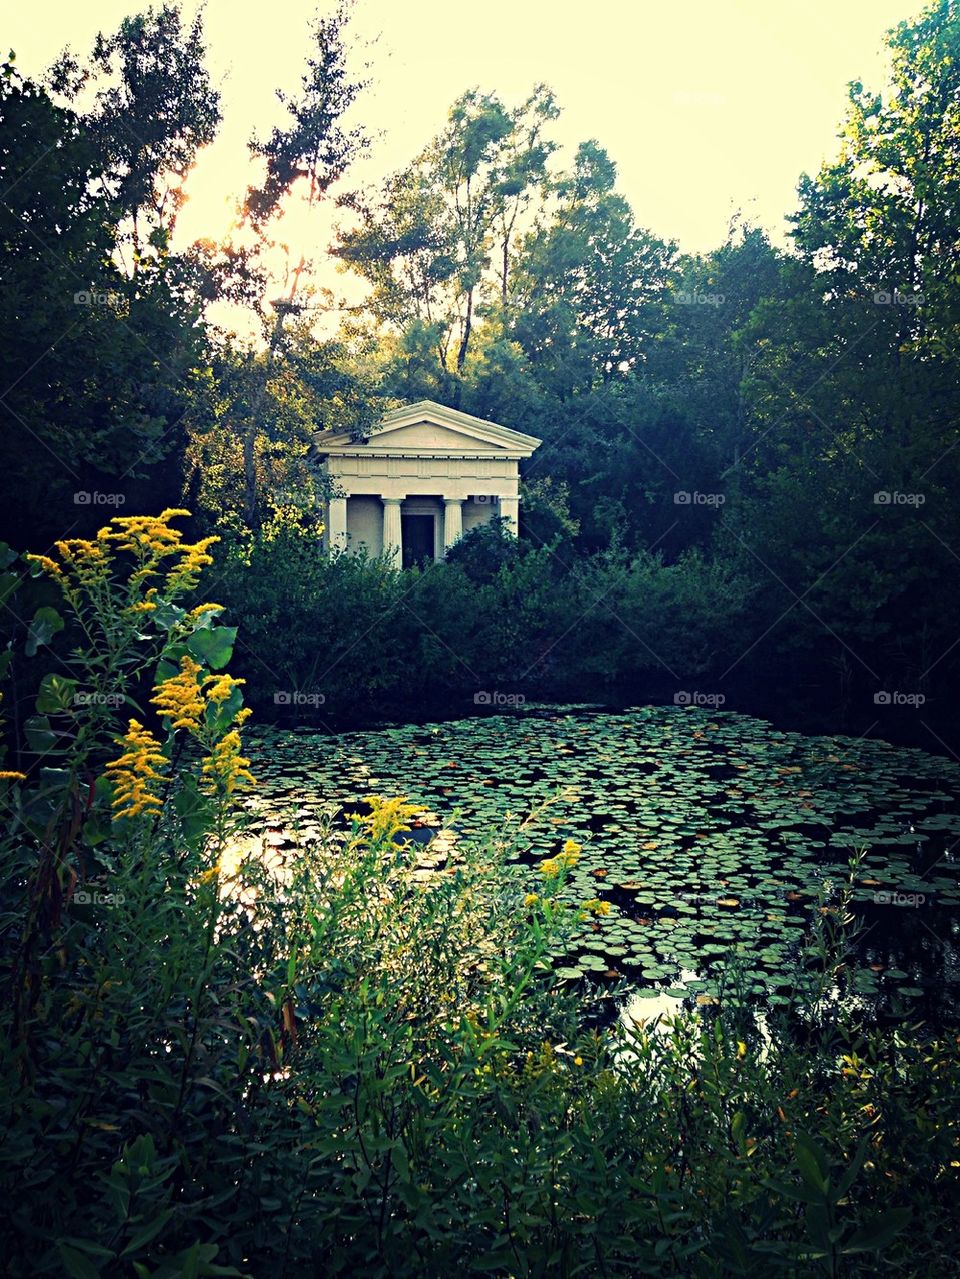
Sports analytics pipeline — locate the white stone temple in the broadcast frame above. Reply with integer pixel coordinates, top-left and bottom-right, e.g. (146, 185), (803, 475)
(313, 400), (541, 567)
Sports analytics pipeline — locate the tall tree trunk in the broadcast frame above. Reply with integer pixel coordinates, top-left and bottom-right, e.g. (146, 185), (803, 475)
(456, 288), (474, 375)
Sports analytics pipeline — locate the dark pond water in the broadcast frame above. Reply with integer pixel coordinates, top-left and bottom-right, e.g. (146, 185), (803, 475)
(242, 704), (960, 1025)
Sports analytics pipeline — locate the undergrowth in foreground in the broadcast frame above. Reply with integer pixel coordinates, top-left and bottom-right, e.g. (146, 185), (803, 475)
(0, 515), (958, 1277)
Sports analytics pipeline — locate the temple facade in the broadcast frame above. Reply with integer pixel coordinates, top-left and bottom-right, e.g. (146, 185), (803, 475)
(313, 400), (541, 567)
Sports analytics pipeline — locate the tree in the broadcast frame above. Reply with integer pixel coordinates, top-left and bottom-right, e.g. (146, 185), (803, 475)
(0, 8), (220, 547)
(226, 3), (366, 528)
(510, 141), (676, 395)
(336, 86), (558, 390)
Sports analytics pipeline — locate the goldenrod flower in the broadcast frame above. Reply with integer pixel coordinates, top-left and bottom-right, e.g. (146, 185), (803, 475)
(25, 553), (62, 577)
(105, 513), (184, 555)
(0, 769), (26, 782)
(126, 601), (157, 614)
(54, 538), (105, 564)
(50, 538), (110, 589)
(201, 730), (255, 795)
(524, 892), (539, 907)
(346, 794), (421, 842)
(189, 602), (223, 618)
(151, 656), (205, 731)
(202, 673), (245, 704)
(105, 720), (167, 820)
(579, 898), (610, 918)
(166, 537), (219, 591)
(540, 843), (579, 877)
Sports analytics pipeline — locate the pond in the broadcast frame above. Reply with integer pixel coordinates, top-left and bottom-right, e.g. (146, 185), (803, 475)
(241, 705), (960, 1024)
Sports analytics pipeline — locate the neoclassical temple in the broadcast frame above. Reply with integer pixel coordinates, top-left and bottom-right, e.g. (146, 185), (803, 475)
(313, 400), (541, 567)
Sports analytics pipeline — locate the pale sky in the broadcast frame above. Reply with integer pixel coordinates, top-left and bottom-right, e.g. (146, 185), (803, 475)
(7, 0), (923, 289)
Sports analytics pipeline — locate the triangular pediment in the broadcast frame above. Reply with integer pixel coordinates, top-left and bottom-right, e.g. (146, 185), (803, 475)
(314, 400), (541, 457)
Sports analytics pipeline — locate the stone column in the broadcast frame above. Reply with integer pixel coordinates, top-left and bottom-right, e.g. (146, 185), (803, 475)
(498, 494), (519, 535)
(382, 497), (403, 563)
(443, 497), (463, 551)
(327, 496), (348, 552)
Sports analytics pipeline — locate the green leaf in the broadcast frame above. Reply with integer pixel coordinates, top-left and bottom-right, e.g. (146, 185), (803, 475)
(150, 602), (186, 630)
(762, 1177), (823, 1206)
(794, 1133), (830, 1194)
(187, 625), (237, 671)
(25, 605), (64, 657)
(0, 571), (19, 607)
(835, 1133), (871, 1200)
(36, 672), (79, 714)
(24, 714), (58, 754)
(205, 682), (243, 734)
(57, 1243), (102, 1279)
(174, 773), (213, 845)
(844, 1207), (911, 1254)
(120, 1208), (174, 1257)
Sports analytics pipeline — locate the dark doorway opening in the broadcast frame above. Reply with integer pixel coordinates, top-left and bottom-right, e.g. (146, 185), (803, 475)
(401, 514), (434, 569)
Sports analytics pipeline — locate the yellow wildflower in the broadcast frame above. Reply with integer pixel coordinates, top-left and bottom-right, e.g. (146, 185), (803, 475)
(189, 602), (223, 618)
(540, 843), (580, 877)
(25, 553), (62, 577)
(50, 538), (110, 588)
(105, 513), (184, 555)
(105, 719), (167, 820)
(127, 601), (157, 614)
(54, 538), (105, 564)
(201, 730), (255, 795)
(0, 770), (27, 782)
(346, 794), (421, 842)
(524, 893), (539, 907)
(166, 537), (219, 591)
(579, 898), (610, 918)
(202, 673), (245, 704)
(151, 656), (205, 731)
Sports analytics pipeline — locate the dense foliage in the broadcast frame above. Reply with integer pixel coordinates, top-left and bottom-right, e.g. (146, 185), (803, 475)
(3, 1), (960, 717)
(1, 516), (958, 1276)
